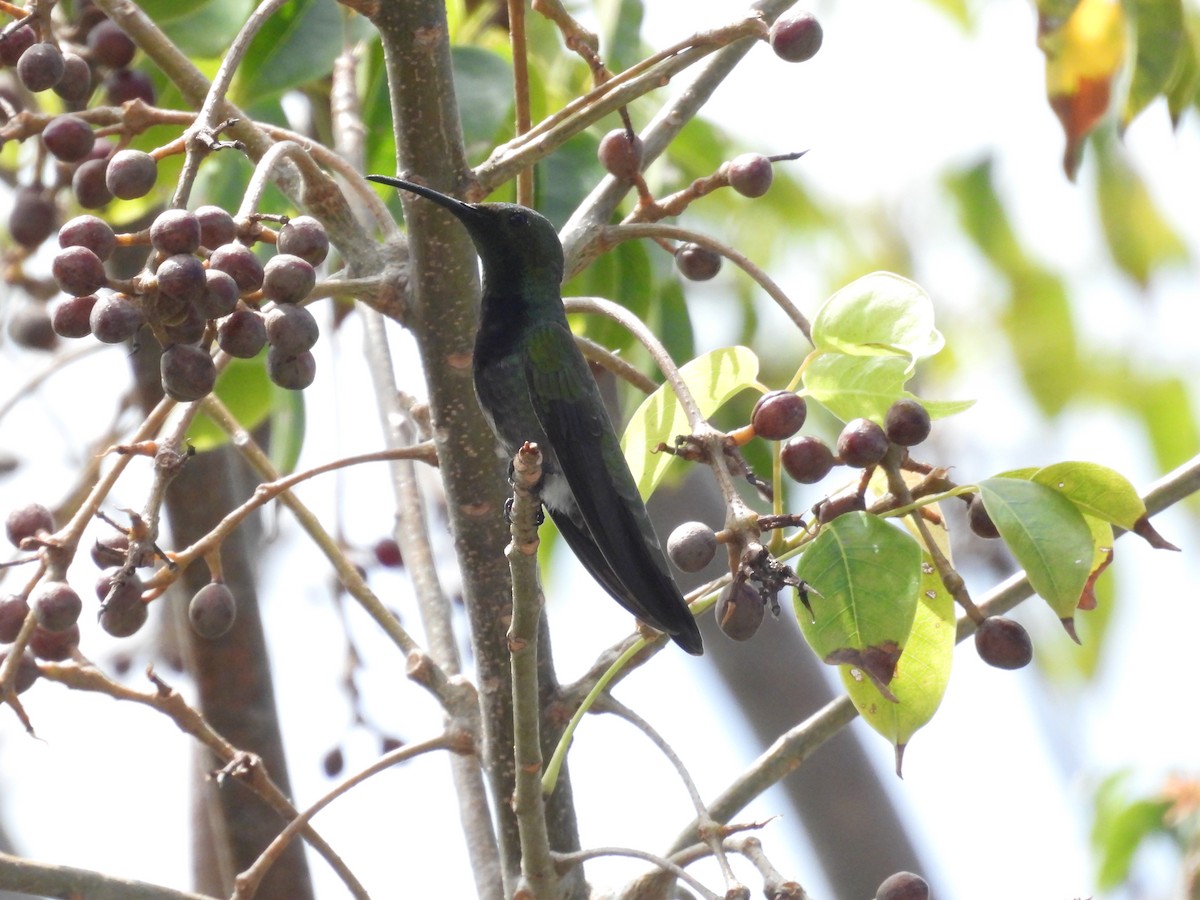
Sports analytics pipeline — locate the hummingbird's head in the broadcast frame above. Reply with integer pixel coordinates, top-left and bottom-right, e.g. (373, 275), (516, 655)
(366, 175), (564, 287)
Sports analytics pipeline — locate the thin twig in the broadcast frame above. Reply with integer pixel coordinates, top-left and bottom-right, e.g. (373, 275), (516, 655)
(36, 663), (367, 899)
(232, 734), (462, 899)
(598, 697), (743, 893)
(598, 222), (812, 344)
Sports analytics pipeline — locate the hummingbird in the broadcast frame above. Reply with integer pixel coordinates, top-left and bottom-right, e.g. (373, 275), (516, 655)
(367, 174), (703, 655)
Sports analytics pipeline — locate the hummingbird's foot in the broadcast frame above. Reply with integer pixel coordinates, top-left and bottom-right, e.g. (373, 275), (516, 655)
(503, 497), (545, 526)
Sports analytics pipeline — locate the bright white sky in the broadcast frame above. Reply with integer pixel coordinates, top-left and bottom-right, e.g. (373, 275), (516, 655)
(2, 2), (1199, 899)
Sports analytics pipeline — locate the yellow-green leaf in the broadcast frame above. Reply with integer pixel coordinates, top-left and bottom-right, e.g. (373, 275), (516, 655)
(621, 346), (759, 499)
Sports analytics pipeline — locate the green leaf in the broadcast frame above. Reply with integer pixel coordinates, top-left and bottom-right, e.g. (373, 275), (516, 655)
(795, 512), (923, 700)
(801, 352), (973, 424)
(1123, 0), (1186, 125)
(621, 346), (759, 498)
(596, 0), (645, 75)
(232, 0), (349, 105)
(1092, 773), (1172, 889)
(269, 384), (306, 476)
(1166, 19), (1200, 124)
(137, 0), (217, 23)
(1006, 268), (1079, 415)
(1095, 132), (1187, 287)
(1029, 460), (1147, 530)
(566, 238), (651, 354)
(156, 0), (254, 58)
(453, 47), (514, 165)
(187, 356), (272, 451)
(811, 272), (944, 361)
(840, 551), (955, 770)
(977, 478), (1093, 622)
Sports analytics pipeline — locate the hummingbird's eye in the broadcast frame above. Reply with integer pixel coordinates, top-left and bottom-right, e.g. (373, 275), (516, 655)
(508, 211), (528, 227)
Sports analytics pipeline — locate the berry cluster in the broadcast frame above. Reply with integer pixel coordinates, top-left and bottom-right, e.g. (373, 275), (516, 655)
(1, 501), (241, 682)
(2, 9), (329, 397)
(665, 391), (1034, 664)
(49, 206), (328, 397)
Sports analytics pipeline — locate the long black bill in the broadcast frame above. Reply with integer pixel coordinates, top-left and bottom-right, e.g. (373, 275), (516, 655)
(365, 174), (476, 218)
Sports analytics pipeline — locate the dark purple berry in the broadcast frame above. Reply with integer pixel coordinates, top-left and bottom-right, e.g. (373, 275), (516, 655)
(150, 209), (201, 255)
(91, 532), (130, 569)
(967, 495), (1001, 539)
(675, 243), (721, 281)
(373, 538), (403, 568)
(160, 343), (216, 401)
(155, 253), (206, 306)
(885, 399), (931, 447)
(104, 67), (154, 105)
(974, 617), (1033, 670)
(597, 129), (643, 180)
(59, 215), (117, 261)
(87, 19), (136, 69)
(161, 303), (206, 345)
(196, 268), (239, 319)
(836, 418), (888, 468)
(96, 569), (147, 637)
(264, 303), (318, 353)
(29, 623), (79, 661)
(0, 650), (38, 694)
(52, 295), (98, 338)
(266, 347), (316, 390)
(0, 594), (31, 643)
(105, 148), (157, 200)
(781, 435), (835, 484)
(726, 153), (773, 198)
(7, 304), (57, 350)
(195, 205), (237, 249)
(17, 43), (65, 92)
(72, 157), (114, 209)
(31, 581), (82, 633)
(89, 292), (143, 343)
(262, 253), (315, 303)
(52, 245), (107, 297)
(209, 242), (264, 294)
(715, 582), (765, 641)
(277, 216), (328, 265)
(42, 114), (95, 162)
(667, 522), (718, 573)
(751, 390), (807, 440)
(769, 11), (823, 63)
(8, 188), (57, 249)
(322, 746), (345, 777)
(217, 309), (267, 358)
(0, 25), (35, 68)
(189, 582), (236, 638)
(875, 871), (930, 900)
(6, 503), (55, 548)
(52, 52), (92, 102)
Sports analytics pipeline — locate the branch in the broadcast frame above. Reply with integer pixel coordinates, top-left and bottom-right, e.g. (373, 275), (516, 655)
(0, 850), (216, 900)
(505, 444), (557, 897)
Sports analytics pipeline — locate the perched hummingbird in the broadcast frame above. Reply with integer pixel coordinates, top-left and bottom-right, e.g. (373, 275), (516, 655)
(367, 175), (703, 655)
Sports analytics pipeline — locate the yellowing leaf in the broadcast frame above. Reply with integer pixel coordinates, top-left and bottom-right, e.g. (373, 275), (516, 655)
(1040, 0), (1128, 177)
(621, 346), (759, 499)
(840, 554), (955, 774)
